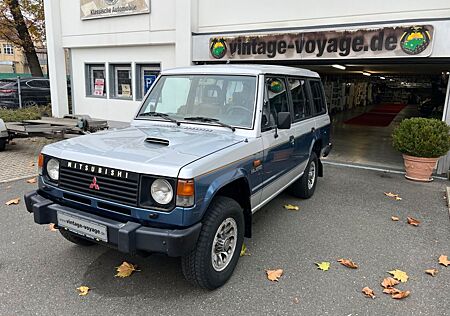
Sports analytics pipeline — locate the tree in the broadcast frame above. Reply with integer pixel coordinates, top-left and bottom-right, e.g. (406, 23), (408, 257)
(0, 0), (45, 77)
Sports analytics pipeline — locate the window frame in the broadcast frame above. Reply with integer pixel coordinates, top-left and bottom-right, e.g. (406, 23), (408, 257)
(85, 63), (107, 98)
(286, 76), (314, 123)
(3, 44), (13, 55)
(110, 64), (133, 100)
(307, 79), (327, 116)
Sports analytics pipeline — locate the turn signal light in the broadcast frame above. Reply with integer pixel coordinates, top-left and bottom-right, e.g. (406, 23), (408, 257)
(176, 179), (195, 207)
(37, 153), (44, 175)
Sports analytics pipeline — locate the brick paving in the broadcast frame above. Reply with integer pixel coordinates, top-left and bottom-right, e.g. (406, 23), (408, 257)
(0, 137), (56, 183)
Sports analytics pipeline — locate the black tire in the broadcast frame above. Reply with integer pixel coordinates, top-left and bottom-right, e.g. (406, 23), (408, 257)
(59, 228), (96, 246)
(289, 152), (319, 199)
(0, 139), (5, 152)
(181, 196), (244, 290)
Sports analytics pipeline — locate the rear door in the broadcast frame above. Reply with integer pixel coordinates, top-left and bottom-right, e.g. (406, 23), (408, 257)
(308, 79), (331, 149)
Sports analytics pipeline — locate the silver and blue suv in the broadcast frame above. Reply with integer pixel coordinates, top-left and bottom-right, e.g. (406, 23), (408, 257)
(25, 65), (331, 289)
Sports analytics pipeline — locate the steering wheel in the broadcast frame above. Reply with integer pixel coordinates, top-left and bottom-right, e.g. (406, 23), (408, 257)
(226, 105), (253, 115)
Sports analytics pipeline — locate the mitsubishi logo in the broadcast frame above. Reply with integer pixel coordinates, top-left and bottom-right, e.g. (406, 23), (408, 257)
(89, 177), (100, 190)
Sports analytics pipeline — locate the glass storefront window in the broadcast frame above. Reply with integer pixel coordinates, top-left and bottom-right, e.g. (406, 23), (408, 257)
(111, 64), (132, 99)
(85, 64), (106, 97)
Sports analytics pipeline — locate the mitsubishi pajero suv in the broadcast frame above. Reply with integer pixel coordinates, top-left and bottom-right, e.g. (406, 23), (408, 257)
(25, 65), (331, 289)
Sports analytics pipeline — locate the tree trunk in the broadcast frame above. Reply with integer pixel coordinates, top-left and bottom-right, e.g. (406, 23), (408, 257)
(7, 0), (43, 77)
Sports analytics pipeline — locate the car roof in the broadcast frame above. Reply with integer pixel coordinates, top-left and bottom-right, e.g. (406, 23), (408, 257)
(162, 64), (320, 78)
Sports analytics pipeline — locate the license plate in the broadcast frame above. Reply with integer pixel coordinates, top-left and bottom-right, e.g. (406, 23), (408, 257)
(57, 211), (108, 242)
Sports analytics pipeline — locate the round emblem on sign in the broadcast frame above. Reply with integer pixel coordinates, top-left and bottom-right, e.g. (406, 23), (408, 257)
(210, 38), (227, 59)
(400, 26), (431, 55)
(104, 0), (119, 5)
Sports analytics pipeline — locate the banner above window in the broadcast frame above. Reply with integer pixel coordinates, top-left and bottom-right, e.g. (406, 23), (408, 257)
(192, 25), (434, 61)
(80, 0), (150, 20)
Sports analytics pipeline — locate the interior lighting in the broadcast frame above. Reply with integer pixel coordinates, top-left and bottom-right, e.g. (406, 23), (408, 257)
(362, 71), (371, 76)
(331, 64), (346, 70)
(380, 76), (386, 80)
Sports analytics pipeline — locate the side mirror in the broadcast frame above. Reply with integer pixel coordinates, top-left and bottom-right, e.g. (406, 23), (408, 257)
(277, 112), (291, 129)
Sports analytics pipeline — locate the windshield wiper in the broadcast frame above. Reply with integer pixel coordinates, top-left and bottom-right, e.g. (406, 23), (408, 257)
(139, 112), (180, 126)
(184, 116), (235, 132)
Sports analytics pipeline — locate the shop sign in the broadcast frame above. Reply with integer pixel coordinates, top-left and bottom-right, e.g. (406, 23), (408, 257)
(202, 25), (433, 61)
(80, 0), (150, 20)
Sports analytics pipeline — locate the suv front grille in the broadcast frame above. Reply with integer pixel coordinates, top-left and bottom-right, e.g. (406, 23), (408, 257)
(58, 160), (139, 206)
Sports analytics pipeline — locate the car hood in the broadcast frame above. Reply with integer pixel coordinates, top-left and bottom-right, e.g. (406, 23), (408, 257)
(42, 125), (245, 177)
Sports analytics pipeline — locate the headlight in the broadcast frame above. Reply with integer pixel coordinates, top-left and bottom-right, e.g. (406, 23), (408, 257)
(46, 158), (60, 181)
(151, 179), (173, 205)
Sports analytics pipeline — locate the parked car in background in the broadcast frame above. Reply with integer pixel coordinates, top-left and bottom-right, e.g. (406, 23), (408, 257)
(0, 78), (51, 109)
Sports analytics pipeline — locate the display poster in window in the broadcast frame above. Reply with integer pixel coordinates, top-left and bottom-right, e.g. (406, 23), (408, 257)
(193, 25), (434, 61)
(121, 84), (131, 97)
(94, 78), (105, 96)
(80, 0), (150, 20)
(143, 75), (157, 94)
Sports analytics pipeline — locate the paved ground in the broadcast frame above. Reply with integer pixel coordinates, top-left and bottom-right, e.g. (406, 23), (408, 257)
(1, 165), (449, 315)
(0, 137), (54, 182)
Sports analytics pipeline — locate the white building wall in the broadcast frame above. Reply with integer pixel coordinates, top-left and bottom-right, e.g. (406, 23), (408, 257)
(71, 44), (175, 122)
(197, 0), (450, 33)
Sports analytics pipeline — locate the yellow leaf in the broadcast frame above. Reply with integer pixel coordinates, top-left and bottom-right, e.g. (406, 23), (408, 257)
(26, 178), (37, 184)
(240, 243), (250, 257)
(266, 269), (283, 282)
(316, 261), (330, 271)
(77, 286), (90, 296)
(115, 261), (139, 278)
(388, 269), (409, 283)
(5, 198), (20, 205)
(284, 204), (299, 211)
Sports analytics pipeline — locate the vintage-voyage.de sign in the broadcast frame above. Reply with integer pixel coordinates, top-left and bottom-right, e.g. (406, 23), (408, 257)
(206, 25), (433, 61)
(80, 0), (150, 20)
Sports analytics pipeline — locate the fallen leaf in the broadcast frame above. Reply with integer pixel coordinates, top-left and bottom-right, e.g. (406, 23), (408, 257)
(425, 269), (438, 276)
(48, 223), (57, 232)
(383, 288), (401, 294)
(407, 217), (420, 227)
(26, 178), (37, 184)
(391, 216), (400, 221)
(77, 286), (90, 296)
(392, 290), (410, 299)
(266, 269), (283, 282)
(316, 262), (330, 271)
(5, 198), (20, 205)
(388, 269), (409, 283)
(439, 255), (450, 267)
(362, 287), (375, 299)
(381, 277), (399, 288)
(284, 204), (299, 211)
(337, 258), (358, 269)
(384, 192), (402, 200)
(240, 243), (250, 257)
(115, 261), (139, 278)
(293, 297), (300, 304)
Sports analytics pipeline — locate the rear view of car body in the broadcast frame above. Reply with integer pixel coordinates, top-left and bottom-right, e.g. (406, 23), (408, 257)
(0, 78), (51, 109)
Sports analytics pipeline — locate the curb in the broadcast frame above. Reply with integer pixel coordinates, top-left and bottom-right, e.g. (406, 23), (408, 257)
(0, 173), (37, 184)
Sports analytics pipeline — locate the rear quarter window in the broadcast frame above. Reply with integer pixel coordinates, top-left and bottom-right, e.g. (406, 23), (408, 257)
(309, 80), (327, 115)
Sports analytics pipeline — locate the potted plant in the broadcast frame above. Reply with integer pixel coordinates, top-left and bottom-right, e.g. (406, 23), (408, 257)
(392, 117), (450, 182)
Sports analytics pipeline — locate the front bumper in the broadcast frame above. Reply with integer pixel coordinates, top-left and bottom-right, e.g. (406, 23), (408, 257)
(24, 191), (202, 257)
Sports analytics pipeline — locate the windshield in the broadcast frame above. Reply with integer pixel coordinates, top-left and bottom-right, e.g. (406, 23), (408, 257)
(137, 75), (257, 129)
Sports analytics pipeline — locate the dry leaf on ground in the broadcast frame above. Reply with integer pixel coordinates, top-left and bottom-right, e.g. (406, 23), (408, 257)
(381, 277), (399, 288)
(240, 243), (250, 256)
(316, 262), (330, 271)
(48, 223), (57, 232)
(384, 192), (402, 200)
(266, 269), (283, 282)
(115, 261), (139, 278)
(392, 290), (410, 299)
(383, 288), (401, 294)
(26, 178), (37, 184)
(391, 216), (400, 221)
(5, 198), (20, 205)
(362, 287), (375, 299)
(407, 217), (420, 227)
(439, 255), (450, 267)
(337, 258), (358, 269)
(77, 286), (90, 296)
(388, 269), (409, 283)
(293, 297), (300, 304)
(425, 269), (438, 276)
(284, 204), (300, 211)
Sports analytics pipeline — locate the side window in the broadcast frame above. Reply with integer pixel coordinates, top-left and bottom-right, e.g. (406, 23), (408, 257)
(288, 78), (311, 121)
(309, 80), (326, 115)
(261, 77), (289, 131)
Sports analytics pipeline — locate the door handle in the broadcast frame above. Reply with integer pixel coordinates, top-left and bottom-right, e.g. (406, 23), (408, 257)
(289, 135), (295, 146)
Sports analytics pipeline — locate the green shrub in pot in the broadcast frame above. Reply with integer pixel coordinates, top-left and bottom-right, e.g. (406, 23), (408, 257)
(392, 117), (450, 158)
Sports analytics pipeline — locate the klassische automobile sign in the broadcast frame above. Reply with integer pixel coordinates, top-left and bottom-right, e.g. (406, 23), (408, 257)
(201, 25), (433, 61)
(80, 0), (150, 20)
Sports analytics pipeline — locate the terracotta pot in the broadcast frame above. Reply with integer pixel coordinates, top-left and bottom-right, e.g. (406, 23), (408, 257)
(402, 154), (438, 182)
